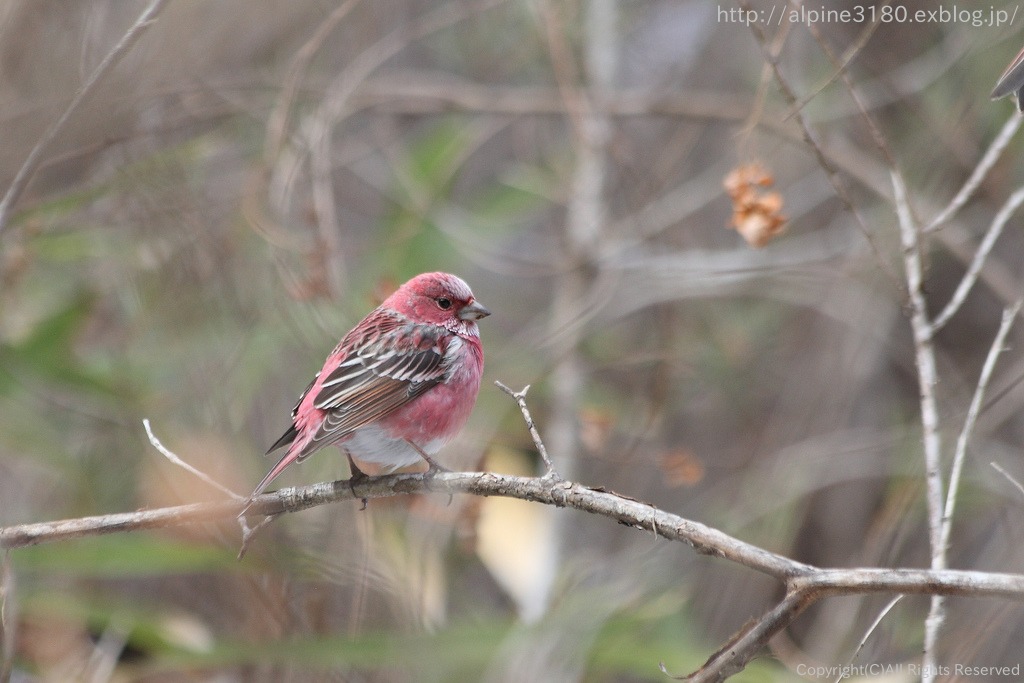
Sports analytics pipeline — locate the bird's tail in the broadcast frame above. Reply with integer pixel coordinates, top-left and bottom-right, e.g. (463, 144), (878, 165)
(238, 447), (303, 517)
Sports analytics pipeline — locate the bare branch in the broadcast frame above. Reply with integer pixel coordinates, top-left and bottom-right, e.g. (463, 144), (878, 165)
(143, 419), (244, 499)
(2, 471), (1024, 680)
(745, 10), (902, 292)
(892, 170), (948, 680)
(942, 302), (1022, 555)
(5, 386), (1024, 681)
(931, 186), (1024, 333)
(494, 381), (558, 476)
(892, 171), (944, 553)
(5, 471), (1024, 602)
(836, 595), (904, 683)
(992, 461), (1024, 499)
(925, 113), (1024, 233)
(0, 498), (242, 549)
(669, 589), (815, 683)
(0, 0), (172, 235)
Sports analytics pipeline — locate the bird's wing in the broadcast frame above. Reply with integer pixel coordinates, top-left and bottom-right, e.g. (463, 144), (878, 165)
(992, 44), (1024, 109)
(304, 320), (449, 453)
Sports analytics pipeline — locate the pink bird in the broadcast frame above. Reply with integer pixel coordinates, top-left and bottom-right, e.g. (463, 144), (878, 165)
(241, 272), (489, 513)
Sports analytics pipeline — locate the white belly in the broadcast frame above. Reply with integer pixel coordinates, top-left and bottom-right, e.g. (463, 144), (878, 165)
(343, 424), (444, 472)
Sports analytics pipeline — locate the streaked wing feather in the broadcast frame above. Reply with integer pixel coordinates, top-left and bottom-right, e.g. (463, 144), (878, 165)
(292, 374), (319, 417)
(305, 323), (448, 450)
(993, 45), (1024, 101)
(312, 377), (434, 445)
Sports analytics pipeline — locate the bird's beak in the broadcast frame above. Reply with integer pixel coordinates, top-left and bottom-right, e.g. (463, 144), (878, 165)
(459, 299), (491, 321)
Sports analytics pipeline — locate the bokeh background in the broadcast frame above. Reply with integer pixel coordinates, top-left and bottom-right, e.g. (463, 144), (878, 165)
(3, 0), (1024, 681)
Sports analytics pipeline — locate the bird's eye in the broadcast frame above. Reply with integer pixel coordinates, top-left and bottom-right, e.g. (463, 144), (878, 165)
(436, 297), (452, 310)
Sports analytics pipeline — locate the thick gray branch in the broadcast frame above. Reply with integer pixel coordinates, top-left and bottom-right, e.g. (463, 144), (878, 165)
(4, 470), (1024, 682)
(4, 470), (1023, 603)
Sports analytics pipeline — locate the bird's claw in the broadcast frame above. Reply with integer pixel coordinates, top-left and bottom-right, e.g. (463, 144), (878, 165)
(347, 455), (370, 509)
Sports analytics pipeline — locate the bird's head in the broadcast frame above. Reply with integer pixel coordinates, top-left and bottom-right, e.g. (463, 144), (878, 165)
(388, 272), (490, 335)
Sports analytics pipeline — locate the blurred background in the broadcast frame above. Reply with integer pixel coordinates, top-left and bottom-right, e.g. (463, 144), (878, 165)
(3, 0), (1024, 680)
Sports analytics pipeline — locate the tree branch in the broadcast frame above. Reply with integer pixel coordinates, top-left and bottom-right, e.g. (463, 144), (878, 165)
(941, 302), (1022, 555)
(3, 468), (1024, 680)
(893, 168), (950, 682)
(930, 186), (1024, 333)
(924, 112), (1024, 233)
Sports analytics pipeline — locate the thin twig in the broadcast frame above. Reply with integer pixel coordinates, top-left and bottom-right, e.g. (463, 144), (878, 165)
(237, 513), (279, 560)
(494, 381), (559, 477)
(931, 186), (1024, 333)
(86, 619), (128, 683)
(0, 0), (171, 235)
(0, 551), (13, 683)
(744, 7), (903, 292)
(835, 595), (903, 683)
(143, 419), (243, 499)
(803, 10), (901, 174)
(784, 1), (888, 121)
(941, 301), (1022, 557)
(991, 462), (1024, 499)
(925, 113), (1024, 233)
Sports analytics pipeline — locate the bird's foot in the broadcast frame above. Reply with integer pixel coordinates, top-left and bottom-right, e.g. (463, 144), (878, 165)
(405, 439), (449, 474)
(347, 455), (371, 510)
(420, 449), (453, 506)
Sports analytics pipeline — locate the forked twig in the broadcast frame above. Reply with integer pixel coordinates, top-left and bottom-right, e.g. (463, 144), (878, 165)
(925, 113), (1024, 233)
(931, 187), (1024, 333)
(237, 513), (280, 560)
(495, 381), (559, 477)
